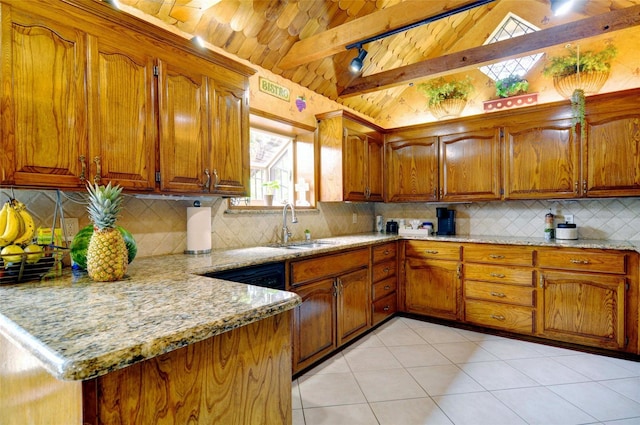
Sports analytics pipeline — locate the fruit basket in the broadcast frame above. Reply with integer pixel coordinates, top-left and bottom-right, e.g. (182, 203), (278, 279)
(0, 245), (69, 284)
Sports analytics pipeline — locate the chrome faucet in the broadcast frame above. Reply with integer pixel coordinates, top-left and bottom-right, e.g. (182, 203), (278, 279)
(282, 203), (298, 244)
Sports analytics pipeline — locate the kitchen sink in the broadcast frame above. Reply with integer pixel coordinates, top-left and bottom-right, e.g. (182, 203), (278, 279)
(266, 240), (336, 250)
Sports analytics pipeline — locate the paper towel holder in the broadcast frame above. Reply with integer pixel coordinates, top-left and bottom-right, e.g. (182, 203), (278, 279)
(184, 201), (212, 255)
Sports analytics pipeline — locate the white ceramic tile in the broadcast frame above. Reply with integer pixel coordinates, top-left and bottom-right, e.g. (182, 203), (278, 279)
(458, 360), (538, 391)
(474, 338), (545, 360)
(292, 408), (305, 425)
(298, 372), (366, 408)
(408, 364), (485, 396)
(302, 352), (351, 375)
(432, 341), (499, 364)
(303, 404), (379, 425)
(370, 398), (454, 425)
(376, 327), (426, 346)
(388, 344), (453, 368)
(343, 346), (403, 372)
(343, 332), (385, 351)
(600, 377), (640, 403)
(292, 379), (302, 410)
(602, 418), (640, 425)
(413, 325), (470, 344)
(553, 354), (639, 381)
(433, 392), (526, 425)
(506, 357), (591, 385)
(548, 382), (640, 422)
(604, 357), (640, 375)
(354, 368), (428, 402)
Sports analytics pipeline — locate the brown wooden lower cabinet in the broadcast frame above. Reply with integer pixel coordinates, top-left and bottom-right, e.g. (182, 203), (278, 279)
(0, 311), (293, 425)
(289, 248), (370, 373)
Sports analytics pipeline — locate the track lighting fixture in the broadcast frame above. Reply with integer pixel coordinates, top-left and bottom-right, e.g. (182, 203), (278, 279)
(349, 47), (368, 74)
(550, 0), (575, 16)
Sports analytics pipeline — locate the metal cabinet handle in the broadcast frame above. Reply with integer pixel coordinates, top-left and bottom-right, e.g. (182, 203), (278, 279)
(93, 156), (101, 184)
(491, 314), (506, 321)
(79, 155), (87, 184)
(457, 264), (461, 279)
(383, 305), (390, 311)
(569, 258), (590, 264)
(489, 254), (505, 259)
(333, 280), (338, 297)
(490, 272), (506, 278)
(583, 180), (587, 193)
(574, 181), (579, 194)
(384, 285), (391, 290)
(490, 291), (506, 298)
(539, 274), (544, 288)
(213, 168), (220, 188)
(383, 267), (390, 273)
(383, 249), (390, 255)
(201, 169), (211, 191)
(424, 250), (439, 254)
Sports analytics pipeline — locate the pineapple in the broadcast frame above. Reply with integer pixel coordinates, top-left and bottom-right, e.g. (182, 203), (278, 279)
(86, 182), (128, 282)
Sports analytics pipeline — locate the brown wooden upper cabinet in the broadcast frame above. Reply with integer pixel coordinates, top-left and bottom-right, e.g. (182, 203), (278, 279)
(503, 115), (580, 200)
(386, 125), (501, 202)
(317, 110), (384, 202)
(0, 0), (252, 195)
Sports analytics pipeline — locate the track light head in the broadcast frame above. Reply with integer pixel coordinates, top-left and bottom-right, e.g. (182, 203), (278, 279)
(349, 48), (368, 73)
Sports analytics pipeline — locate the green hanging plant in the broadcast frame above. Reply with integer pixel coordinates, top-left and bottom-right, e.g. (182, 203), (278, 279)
(543, 44), (617, 78)
(417, 76), (474, 107)
(571, 88), (586, 140)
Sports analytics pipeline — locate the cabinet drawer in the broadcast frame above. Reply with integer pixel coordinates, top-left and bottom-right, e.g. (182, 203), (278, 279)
(372, 292), (397, 324)
(464, 244), (533, 266)
(464, 263), (533, 286)
(464, 280), (535, 307)
(405, 241), (461, 260)
(465, 300), (534, 334)
(373, 242), (397, 263)
(290, 248), (369, 286)
(372, 259), (396, 283)
(537, 249), (626, 274)
(373, 277), (396, 301)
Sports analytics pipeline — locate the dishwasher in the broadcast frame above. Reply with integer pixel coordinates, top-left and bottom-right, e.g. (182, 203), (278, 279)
(204, 262), (286, 290)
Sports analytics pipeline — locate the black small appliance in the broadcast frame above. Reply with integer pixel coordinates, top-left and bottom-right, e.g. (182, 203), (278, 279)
(436, 208), (456, 236)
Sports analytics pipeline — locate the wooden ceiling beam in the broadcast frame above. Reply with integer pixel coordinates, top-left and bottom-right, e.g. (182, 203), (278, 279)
(277, 0), (491, 70)
(340, 4), (640, 97)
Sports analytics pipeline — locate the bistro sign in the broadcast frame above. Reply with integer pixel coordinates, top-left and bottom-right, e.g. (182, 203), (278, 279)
(259, 77), (290, 101)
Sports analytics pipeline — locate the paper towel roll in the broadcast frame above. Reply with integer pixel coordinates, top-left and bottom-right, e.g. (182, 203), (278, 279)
(185, 207), (211, 254)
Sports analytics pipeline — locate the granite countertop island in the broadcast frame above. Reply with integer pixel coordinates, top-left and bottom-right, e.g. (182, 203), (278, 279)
(0, 232), (637, 383)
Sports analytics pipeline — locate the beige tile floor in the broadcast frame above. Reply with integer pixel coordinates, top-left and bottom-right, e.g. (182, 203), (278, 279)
(292, 317), (640, 425)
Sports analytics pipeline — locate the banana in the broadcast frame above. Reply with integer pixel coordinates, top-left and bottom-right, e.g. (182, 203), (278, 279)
(13, 202), (35, 245)
(0, 202), (20, 247)
(0, 203), (9, 246)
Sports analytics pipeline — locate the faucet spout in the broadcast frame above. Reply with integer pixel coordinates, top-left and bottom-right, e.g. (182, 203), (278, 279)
(282, 203), (298, 244)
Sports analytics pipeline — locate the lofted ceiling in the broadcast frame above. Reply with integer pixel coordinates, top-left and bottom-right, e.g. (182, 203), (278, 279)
(118, 0), (640, 127)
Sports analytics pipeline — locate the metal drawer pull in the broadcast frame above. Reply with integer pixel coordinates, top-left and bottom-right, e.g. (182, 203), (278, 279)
(384, 285), (391, 290)
(489, 254), (505, 259)
(383, 250), (390, 255)
(424, 250), (439, 254)
(383, 306), (390, 311)
(383, 267), (390, 273)
(490, 291), (506, 298)
(489, 272), (505, 278)
(569, 258), (590, 264)
(491, 314), (506, 321)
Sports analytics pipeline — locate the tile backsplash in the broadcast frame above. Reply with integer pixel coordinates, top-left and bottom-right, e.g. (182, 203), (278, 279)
(5, 188), (640, 258)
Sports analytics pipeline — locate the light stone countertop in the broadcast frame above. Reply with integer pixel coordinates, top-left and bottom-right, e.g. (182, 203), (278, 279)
(0, 232), (637, 382)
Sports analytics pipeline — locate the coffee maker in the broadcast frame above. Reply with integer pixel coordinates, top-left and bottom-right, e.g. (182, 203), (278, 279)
(436, 207), (456, 236)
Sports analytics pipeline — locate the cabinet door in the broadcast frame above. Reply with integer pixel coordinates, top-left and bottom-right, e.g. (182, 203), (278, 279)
(87, 35), (156, 190)
(584, 112), (640, 197)
(0, 9), (87, 188)
(539, 270), (626, 350)
(157, 59), (209, 193)
(209, 79), (249, 196)
(439, 128), (501, 201)
(366, 136), (384, 202)
(343, 128), (367, 201)
(404, 258), (461, 320)
(337, 268), (370, 345)
(504, 118), (579, 199)
(386, 137), (439, 202)
(292, 278), (336, 372)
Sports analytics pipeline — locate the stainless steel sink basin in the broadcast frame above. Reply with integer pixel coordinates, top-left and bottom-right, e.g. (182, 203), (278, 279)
(267, 240), (336, 250)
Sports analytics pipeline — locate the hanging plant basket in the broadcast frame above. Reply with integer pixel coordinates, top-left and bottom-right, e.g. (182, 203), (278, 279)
(430, 98), (467, 119)
(553, 71), (609, 99)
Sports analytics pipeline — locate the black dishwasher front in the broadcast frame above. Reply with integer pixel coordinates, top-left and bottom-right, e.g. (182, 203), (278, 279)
(205, 262), (286, 290)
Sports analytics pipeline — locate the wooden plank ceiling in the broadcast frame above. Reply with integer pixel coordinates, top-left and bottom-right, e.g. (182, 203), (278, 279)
(119, 0), (640, 127)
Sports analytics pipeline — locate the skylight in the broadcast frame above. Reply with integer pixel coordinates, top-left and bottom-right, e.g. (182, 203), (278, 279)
(479, 12), (543, 81)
